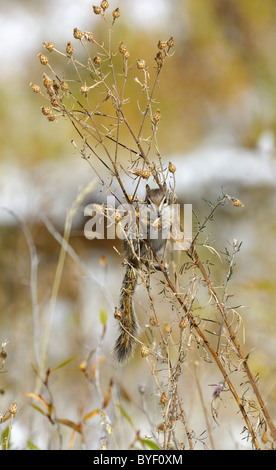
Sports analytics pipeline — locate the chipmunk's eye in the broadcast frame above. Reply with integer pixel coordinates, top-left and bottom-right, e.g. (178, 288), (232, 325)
(163, 197), (167, 204)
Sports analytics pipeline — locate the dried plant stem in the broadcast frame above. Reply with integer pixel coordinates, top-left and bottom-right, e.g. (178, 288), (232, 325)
(189, 245), (276, 444)
(194, 364), (215, 450)
(150, 249), (261, 449)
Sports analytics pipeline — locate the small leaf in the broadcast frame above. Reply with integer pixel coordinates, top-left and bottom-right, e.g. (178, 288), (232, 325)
(1, 426), (10, 449)
(140, 439), (160, 450)
(58, 419), (82, 434)
(52, 356), (78, 373)
(25, 393), (50, 413)
(29, 404), (46, 416)
(27, 440), (40, 450)
(83, 409), (100, 421)
(99, 306), (108, 326)
(116, 405), (134, 429)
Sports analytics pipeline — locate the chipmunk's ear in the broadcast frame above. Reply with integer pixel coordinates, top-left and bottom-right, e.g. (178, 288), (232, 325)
(162, 182), (167, 191)
(146, 184), (150, 192)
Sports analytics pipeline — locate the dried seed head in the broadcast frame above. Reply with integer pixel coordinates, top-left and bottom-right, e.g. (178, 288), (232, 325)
(231, 198), (244, 207)
(41, 107), (51, 116)
(51, 98), (59, 108)
(167, 36), (175, 49)
(153, 109), (161, 123)
(101, 0), (109, 10)
(30, 83), (40, 93)
(119, 41), (127, 55)
(43, 74), (52, 89)
(43, 42), (54, 52)
(113, 7), (120, 20)
(179, 317), (186, 329)
(73, 28), (83, 40)
(80, 85), (89, 95)
(79, 361), (87, 372)
(158, 40), (166, 50)
(114, 211), (123, 223)
(66, 42), (74, 55)
(52, 79), (60, 92)
(149, 315), (158, 326)
(84, 31), (94, 42)
(168, 161), (176, 173)
(155, 51), (164, 67)
(93, 55), (102, 66)
(61, 80), (69, 91)
(93, 5), (102, 14)
(9, 401), (17, 415)
(38, 53), (48, 65)
(114, 307), (122, 320)
(164, 323), (171, 334)
(47, 113), (56, 122)
(141, 345), (150, 358)
(129, 169), (150, 179)
(160, 392), (168, 405)
(136, 59), (146, 70)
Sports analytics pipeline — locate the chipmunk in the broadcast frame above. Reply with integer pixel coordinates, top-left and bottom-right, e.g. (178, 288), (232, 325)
(114, 182), (172, 363)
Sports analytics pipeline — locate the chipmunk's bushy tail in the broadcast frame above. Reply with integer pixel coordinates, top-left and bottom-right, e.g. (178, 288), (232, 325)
(114, 264), (138, 363)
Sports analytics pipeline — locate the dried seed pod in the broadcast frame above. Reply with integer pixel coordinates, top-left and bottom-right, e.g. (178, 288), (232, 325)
(38, 53), (48, 65)
(167, 36), (175, 49)
(101, 0), (109, 10)
(66, 42), (74, 55)
(160, 392), (168, 405)
(51, 98), (59, 108)
(231, 198), (244, 207)
(179, 317), (186, 329)
(141, 345), (150, 358)
(52, 79), (60, 92)
(84, 31), (94, 42)
(47, 113), (56, 122)
(43, 42), (54, 52)
(30, 83), (40, 93)
(136, 59), (146, 70)
(114, 211), (123, 223)
(93, 55), (102, 66)
(61, 80), (69, 91)
(73, 28), (83, 40)
(157, 40), (166, 50)
(113, 7), (120, 21)
(119, 41), (127, 55)
(149, 316), (158, 326)
(114, 307), (122, 320)
(80, 85), (89, 95)
(155, 51), (164, 67)
(93, 5), (102, 14)
(43, 74), (52, 89)
(9, 401), (17, 415)
(153, 109), (161, 124)
(129, 169), (150, 179)
(41, 107), (51, 116)
(168, 161), (176, 173)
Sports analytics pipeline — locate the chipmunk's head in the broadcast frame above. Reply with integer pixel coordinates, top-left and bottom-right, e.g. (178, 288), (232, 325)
(145, 182), (168, 211)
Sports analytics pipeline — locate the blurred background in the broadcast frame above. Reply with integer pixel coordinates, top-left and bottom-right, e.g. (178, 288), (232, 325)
(0, 0), (276, 449)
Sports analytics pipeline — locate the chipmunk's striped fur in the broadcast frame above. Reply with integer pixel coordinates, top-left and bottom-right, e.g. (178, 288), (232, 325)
(114, 183), (170, 363)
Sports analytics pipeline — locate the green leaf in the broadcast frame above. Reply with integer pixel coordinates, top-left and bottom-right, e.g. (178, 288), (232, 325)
(99, 306), (108, 326)
(116, 405), (134, 429)
(1, 426), (10, 449)
(30, 404), (46, 416)
(140, 439), (160, 450)
(51, 356), (78, 373)
(27, 440), (40, 450)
